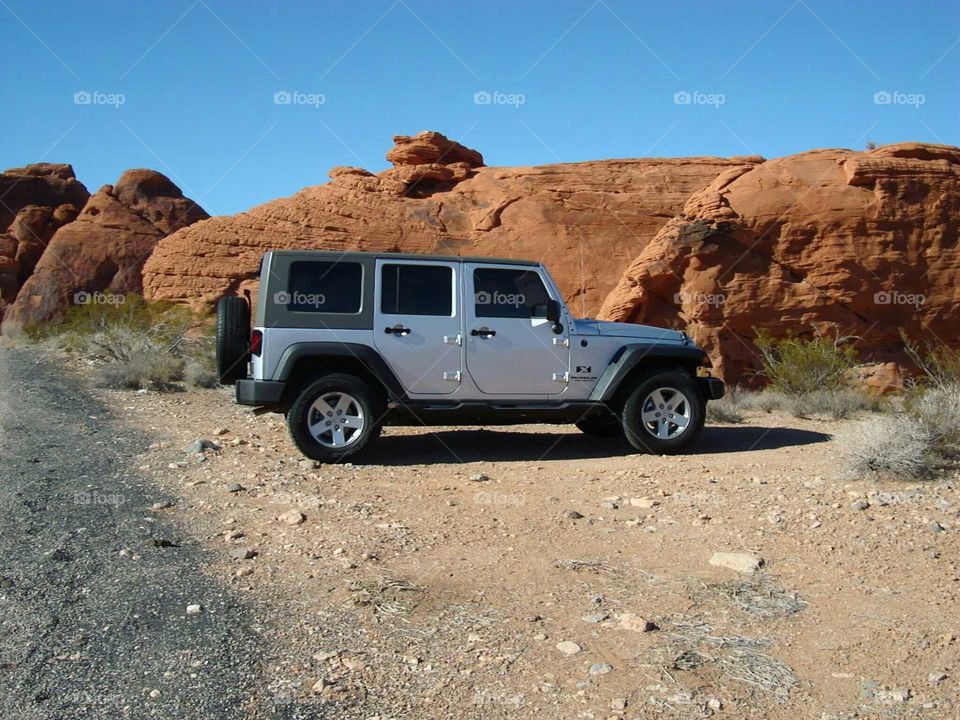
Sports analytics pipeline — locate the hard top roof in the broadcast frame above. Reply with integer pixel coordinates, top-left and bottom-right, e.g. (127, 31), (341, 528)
(265, 249), (540, 267)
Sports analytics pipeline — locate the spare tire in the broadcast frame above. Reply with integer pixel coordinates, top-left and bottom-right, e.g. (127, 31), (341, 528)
(216, 296), (250, 385)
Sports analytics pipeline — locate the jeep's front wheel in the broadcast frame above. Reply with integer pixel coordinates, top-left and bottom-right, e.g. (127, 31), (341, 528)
(287, 374), (383, 462)
(622, 371), (705, 454)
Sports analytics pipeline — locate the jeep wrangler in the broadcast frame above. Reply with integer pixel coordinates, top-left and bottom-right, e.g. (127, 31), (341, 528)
(216, 251), (724, 461)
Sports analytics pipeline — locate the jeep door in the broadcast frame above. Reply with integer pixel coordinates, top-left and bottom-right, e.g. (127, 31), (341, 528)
(464, 263), (570, 395)
(373, 259), (462, 395)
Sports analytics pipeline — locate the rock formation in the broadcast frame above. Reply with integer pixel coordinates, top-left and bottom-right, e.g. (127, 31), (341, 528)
(598, 143), (960, 384)
(142, 131), (760, 315)
(0, 163), (89, 320)
(2, 169), (207, 330)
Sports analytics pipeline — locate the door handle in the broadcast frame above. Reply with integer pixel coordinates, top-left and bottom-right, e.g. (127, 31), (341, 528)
(470, 327), (496, 339)
(384, 325), (412, 336)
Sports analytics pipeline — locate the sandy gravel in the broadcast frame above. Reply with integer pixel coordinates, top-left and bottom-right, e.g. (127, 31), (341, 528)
(87, 374), (960, 719)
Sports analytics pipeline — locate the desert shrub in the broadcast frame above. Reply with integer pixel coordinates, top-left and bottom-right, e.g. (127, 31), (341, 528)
(738, 389), (790, 413)
(96, 352), (185, 391)
(755, 330), (859, 396)
(27, 294), (215, 392)
(841, 414), (935, 479)
(184, 357), (219, 389)
(783, 389), (887, 420)
(707, 387), (746, 423)
(842, 382), (960, 479)
(902, 335), (960, 391)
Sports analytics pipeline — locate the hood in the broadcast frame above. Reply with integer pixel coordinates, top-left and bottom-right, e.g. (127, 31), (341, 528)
(573, 318), (688, 343)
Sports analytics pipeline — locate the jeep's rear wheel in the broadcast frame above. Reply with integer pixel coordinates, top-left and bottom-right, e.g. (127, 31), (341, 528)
(622, 371), (705, 454)
(215, 296), (250, 385)
(575, 412), (623, 438)
(287, 374), (383, 461)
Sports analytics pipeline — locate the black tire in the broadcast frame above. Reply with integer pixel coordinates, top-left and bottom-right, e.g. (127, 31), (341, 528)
(622, 370), (705, 454)
(286, 374), (384, 462)
(216, 296), (250, 385)
(575, 412), (623, 438)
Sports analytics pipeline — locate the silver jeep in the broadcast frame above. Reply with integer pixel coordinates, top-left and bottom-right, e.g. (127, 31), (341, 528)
(216, 251), (724, 461)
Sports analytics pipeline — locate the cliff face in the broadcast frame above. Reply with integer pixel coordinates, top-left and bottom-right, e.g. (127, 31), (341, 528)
(141, 131), (759, 316)
(1, 169), (207, 330)
(598, 143), (960, 384)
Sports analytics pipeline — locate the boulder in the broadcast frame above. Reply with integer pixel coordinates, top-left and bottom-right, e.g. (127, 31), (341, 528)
(2, 170), (207, 330)
(0, 163), (89, 320)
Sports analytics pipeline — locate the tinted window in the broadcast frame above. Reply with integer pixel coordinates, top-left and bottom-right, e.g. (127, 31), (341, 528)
(381, 264), (453, 316)
(286, 261), (362, 313)
(474, 268), (549, 318)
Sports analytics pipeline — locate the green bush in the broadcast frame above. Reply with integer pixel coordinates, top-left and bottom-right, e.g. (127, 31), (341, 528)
(755, 331), (859, 396)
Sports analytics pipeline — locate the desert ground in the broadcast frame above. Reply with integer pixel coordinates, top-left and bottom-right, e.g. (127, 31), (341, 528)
(4, 348), (953, 719)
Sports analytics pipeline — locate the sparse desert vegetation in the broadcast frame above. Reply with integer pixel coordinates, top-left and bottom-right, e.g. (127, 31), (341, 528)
(23, 295), (216, 391)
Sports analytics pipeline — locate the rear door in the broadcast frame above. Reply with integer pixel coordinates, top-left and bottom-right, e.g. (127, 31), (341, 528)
(373, 259), (462, 395)
(464, 263), (570, 395)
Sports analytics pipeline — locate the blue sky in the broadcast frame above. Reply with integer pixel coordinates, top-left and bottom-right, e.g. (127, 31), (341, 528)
(1, 0), (957, 215)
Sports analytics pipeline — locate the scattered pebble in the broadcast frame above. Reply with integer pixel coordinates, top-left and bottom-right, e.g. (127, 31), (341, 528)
(184, 438), (220, 454)
(278, 510), (306, 526)
(564, 510), (584, 520)
(225, 483), (245, 494)
(851, 500), (870, 512)
(589, 662), (613, 675)
(186, 604), (203, 615)
(469, 473), (490, 482)
(709, 551), (764, 573)
(555, 641), (581, 656)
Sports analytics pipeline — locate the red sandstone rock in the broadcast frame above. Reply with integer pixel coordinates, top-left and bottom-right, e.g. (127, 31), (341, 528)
(599, 143), (960, 386)
(0, 163), (89, 318)
(142, 133), (756, 315)
(2, 170), (207, 330)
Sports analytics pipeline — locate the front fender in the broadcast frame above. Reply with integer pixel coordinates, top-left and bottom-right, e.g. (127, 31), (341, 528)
(589, 344), (710, 402)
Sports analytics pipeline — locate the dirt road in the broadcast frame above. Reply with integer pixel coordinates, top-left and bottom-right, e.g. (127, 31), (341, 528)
(0, 348), (294, 719)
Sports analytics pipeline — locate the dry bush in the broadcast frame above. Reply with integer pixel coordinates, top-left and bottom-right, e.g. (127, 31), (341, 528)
(184, 358), (218, 389)
(707, 388), (746, 423)
(28, 294), (215, 392)
(840, 414), (935, 479)
(784, 389), (886, 420)
(96, 352), (185, 391)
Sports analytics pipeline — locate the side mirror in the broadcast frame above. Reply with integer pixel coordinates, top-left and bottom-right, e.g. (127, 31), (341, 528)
(532, 299), (561, 323)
